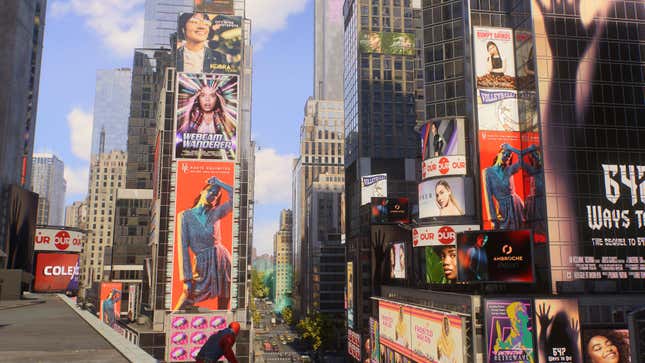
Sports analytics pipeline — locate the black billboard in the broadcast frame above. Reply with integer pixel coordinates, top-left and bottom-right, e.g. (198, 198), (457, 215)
(370, 197), (410, 225)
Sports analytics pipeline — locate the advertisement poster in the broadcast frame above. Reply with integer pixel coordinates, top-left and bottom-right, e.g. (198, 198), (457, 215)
(174, 73), (238, 160)
(348, 329), (362, 361)
(457, 230), (533, 283)
(534, 299), (582, 363)
(171, 161), (234, 312)
(581, 329), (631, 363)
(486, 299), (535, 363)
(347, 262), (354, 328)
(127, 284), (138, 321)
(477, 89), (519, 131)
(100, 282), (123, 329)
(370, 317), (380, 363)
(194, 0), (234, 14)
(166, 313), (230, 362)
(361, 173), (387, 205)
(531, 0), (645, 285)
(176, 13), (242, 73)
(33, 253), (80, 292)
(420, 119), (467, 179)
(34, 228), (84, 252)
(390, 242), (406, 279)
(419, 177), (467, 218)
(371, 197), (409, 225)
(413, 225), (479, 248)
(379, 300), (464, 363)
(473, 27), (516, 90)
(359, 31), (415, 56)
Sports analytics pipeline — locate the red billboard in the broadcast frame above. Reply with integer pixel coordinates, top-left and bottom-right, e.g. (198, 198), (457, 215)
(171, 160), (234, 311)
(33, 253), (80, 292)
(100, 282), (123, 329)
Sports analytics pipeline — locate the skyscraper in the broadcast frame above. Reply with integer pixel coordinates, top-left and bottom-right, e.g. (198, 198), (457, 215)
(273, 209), (293, 309)
(90, 68), (132, 157)
(142, 0), (193, 49)
(0, 0), (47, 258)
(31, 153), (66, 225)
(65, 200), (88, 229)
(314, 0), (344, 100)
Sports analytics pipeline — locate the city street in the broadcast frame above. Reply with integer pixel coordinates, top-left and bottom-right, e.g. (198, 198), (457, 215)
(253, 299), (310, 363)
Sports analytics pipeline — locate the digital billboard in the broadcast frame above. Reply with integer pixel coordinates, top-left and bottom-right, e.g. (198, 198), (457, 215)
(33, 253), (80, 293)
(531, 0), (645, 285)
(348, 329), (361, 361)
(419, 119), (467, 179)
(390, 242), (406, 279)
(534, 299), (582, 363)
(100, 282), (123, 329)
(371, 197), (409, 225)
(369, 317), (380, 363)
(171, 161), (234, 312)
(419, 177), (467, 218)
(359, 31), (415, 56)
(485, 299), (535, 363)
(174, 73), (238, 161)
(194, 0), (234, 14)
(413, 225), (479, 248)
(176, 13), (242, 74)
(34, 228), (83, 253)
(457, 230), (533, 283)
(361, 173), (387, 205)
(415, 225), (478, 284)
(166, 312), (231, 362)
(581, 329), (631, 363)
(347, 261), (354, 329)
(379, 300), (464, 363)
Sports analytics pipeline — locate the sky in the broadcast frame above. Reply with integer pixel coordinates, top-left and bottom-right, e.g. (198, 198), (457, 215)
(34, 0), (314, 256)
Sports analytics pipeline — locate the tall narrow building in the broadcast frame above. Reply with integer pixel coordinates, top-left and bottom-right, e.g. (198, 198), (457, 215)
(31, 153), (66, 226)
(65, 200), (88, 229)
(90, 68), (132, 157)
(314, 0), (345, 100)
(273, 209), (293, 310)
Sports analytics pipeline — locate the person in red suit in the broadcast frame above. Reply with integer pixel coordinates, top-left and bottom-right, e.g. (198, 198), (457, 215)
(196, 321), (240, 363)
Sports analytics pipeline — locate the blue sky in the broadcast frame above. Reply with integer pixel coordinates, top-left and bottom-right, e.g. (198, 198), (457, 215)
(34, 0), (314, 255)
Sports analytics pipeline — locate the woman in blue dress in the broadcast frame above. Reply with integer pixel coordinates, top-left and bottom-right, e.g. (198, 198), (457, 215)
(484, 144), (524, 230)
(174, 176), (233, 311)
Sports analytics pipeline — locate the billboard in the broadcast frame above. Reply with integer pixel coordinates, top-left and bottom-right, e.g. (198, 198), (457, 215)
(176, 13), (242, 74)
(348, 329), (361, 361)
(473, 27), (516, 90)
(534, 299), (582, 363)
(166, 312), (231, 362)
(485, 299), (535, 363)
(194, 0), (234, 14)
(33, 253), (80, 292)
(369, 317), (380, 363)
(347, 261), (354, 328)
(457, 230), (533, 283)
(371, 197), (410, 225)
(419, 177), (467, 218)
(390, 242), (406, 279)
(531, 0), (645, 285)
(420, 119), (467, 179)
(100, 282), (123, 329)
(361, 173), (387, 205)
(34, 228), (83, 253)
(359, 31), (415, 55)
(174, 73), (238, 161)
(171, 161), (234, 312)
(581, 329), (631, 363)
(127, 284), (138, 322)
(413, 225), (479, 248)
(379, 300), (464, 363)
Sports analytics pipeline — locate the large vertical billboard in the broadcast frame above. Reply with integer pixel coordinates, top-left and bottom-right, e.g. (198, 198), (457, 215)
(34, 228), (84, 253)
(531, 0), (645, 285)
(176, 13), (242, 74)
(171, 161), (234, 311)
(348, 329), (362, 361)
(485, 299), (535, 363)
(419, 119), (467, 179)
(378, 300), (464, 363)
(100, 282), (123, 329)
(33, 253), (80, 292)
(534, 299), (582, 363)
(389, 242), (406, 279)
(166, 312), (231, 362)
(347, 261), (354, 328)
(369, 317), (380, 363)
(174, 73), (239, 161)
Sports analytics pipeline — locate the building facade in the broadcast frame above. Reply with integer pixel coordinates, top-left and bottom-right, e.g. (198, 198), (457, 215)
(90, 68), (132, 157)
(65, 200), (88, 229)
(273, 209), (293, 310)
(314, 0), (345, 100)
(31, 153), (66, 226)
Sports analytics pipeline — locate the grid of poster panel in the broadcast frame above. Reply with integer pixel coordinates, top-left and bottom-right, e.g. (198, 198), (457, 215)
(168, 4), (241, 362)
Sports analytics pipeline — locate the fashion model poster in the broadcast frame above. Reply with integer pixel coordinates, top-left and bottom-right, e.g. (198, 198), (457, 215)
(486, 299), (535, 363)
(171, 160), (234, 312)
(100, 282), (123, 329)
(419, 119), (467, 179)
(390, 242), (406, 279)
(167, 313), (230, 362)
(419, 177), (467, 218)
(370, 317), (380, 363)
(534, 299), (582, 363)
(175, 73), (238, 160)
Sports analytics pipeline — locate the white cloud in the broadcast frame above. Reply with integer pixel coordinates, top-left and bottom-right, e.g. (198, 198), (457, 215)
(66, 107), (93, 161)
(246, 0), (308, 45)
(51, 0), (144, 57)
(253, 217), (279, 255)
(64, 166), (89, 198)
(254, 148), (295, 204)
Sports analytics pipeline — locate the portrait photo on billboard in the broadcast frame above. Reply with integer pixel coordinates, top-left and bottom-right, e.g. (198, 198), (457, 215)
(425, 244), (459, 284)
(174, 72), (238, 160)
(176, 13), (242, 73)
(457, 230), (534, 283)
(361, 173), (387, 205)
(473, 26), (516, 90)
(419, 177), (467, 218)
(581, 329), (630, 363)
(33, 253), (80, 293)
(534, 299), (582, 363)
(371, 197), (409, 225)
(100, 282), (123, 329)
(171, 161), (234, 312)
(486, 299), (535, 363)
(194, 0), (234, 14)
(420, 119), (467, 179)
(390, 242), (406, 279)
